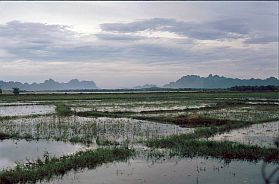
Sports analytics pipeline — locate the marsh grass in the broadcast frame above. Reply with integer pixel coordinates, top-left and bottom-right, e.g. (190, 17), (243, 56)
(55, 103), (73, 116)
(1, 91), (278, 103)
(147, 138), (279, 162)
(133, 114), (233, 127)
(0, 132), (34, 141)
(76, 110), (130, 118)
(0, 132), (10, 140)
(0, 148), (133, 184)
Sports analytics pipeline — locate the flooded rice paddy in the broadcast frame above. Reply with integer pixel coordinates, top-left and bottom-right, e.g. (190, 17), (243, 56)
(0, 105), (55, 117)
(0, 92), (278, 183)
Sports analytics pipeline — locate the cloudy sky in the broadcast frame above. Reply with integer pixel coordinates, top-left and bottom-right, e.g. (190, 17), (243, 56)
(0, 1), (278, 88)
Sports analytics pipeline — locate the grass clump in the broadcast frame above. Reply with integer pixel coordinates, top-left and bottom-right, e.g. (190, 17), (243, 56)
(0, 148), (133, 184)
(147, 138), (279, 162)
(55, 103), (73, 116)
(0, 132), (35, 141)
(134, 114), (233, 128)
(0, 132), (11, 140)
(76, 110), (132, 118)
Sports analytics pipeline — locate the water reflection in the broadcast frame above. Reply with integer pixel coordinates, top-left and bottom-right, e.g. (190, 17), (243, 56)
(38, 155), (278, 184)
(0, 139), (85, 170)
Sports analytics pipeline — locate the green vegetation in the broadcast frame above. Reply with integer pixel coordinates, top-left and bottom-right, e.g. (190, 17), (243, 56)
(0, 132), (34, 141)
(76, 110), (131, 118)
(230, 85), (279, 92)
(12, 88), (20, 95)
(0, 148), (133, 184)
(55, 103), (73, 116)
(0, 132), (10, 140)
(0, 91), (278, 102)
(147, 138), (279, 162)
(134, 114), (233, 127)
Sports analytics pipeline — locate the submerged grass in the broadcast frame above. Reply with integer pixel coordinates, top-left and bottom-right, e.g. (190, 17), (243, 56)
(0, 147), (133, 184)
(0, 132), (34, 141)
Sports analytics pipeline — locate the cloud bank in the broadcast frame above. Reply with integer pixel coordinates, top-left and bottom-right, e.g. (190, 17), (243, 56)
(0, 2), (277, 88)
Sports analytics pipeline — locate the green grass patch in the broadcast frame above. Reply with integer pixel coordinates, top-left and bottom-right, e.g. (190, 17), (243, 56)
(0, 132), (11, 140)
(76, 110), (132, 118)
(0, 132), (34, 141)
(55, 103), (73, 116)
(133, 114), (234, 128)
(147, 138), (279, 162)
(0, 91), (278, 103)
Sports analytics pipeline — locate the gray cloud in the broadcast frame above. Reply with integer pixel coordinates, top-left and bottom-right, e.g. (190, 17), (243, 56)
(0, 21), (212, 62)
(95, 33), (143, 41)
(101, 18), (250, 40)
(244, 35), (278, 44)
(0, 20), (277, 71)
(0, 21), (73, 44)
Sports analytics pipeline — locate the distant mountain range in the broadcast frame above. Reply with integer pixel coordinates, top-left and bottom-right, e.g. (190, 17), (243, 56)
(0, 79), (98, 91)
(164, 74), (279, 89)
(133, 84), (158, 89)
(1, 75), (278, 91)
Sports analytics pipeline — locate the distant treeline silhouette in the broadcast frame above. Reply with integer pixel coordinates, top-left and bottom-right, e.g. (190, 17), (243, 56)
(229, 85), (279, 92)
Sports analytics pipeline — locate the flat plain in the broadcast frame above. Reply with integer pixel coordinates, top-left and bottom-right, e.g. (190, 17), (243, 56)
(0, 91), (278, 184)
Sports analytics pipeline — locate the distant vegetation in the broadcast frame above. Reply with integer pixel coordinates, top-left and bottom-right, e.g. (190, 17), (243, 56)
(12, 88), (20, 95)
(55, 103), (73, 116)
(229, 85), (279, 91)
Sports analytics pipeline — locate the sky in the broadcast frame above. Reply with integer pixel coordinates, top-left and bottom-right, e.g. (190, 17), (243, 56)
(0, 1), (278, 88)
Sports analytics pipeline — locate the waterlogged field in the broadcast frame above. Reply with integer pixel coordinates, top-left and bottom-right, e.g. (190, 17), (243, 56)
(0, 105), (55, 117)
(0, 92), (278, 183)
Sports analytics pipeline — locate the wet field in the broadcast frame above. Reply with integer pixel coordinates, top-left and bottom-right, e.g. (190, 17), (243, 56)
(0, 92), (278, 183)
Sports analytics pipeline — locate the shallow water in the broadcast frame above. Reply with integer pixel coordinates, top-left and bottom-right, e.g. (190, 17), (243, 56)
(39, 156), (278, 184)
(0, 139), (85, 170)
(209, 121), (279, 148)
(0, 105), (55, 116)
